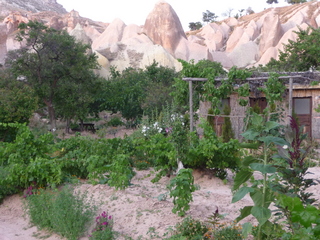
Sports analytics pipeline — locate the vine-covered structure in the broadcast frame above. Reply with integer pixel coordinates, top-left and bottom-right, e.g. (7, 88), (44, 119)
(185, 71), (320, 140)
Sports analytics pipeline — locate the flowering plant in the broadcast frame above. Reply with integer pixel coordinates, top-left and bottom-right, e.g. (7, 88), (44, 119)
(89, 211), (114, 240)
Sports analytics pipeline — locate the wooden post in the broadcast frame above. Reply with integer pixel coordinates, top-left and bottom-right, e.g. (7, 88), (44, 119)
(189, 80), (193, 132)
(288, 77), (293, 123)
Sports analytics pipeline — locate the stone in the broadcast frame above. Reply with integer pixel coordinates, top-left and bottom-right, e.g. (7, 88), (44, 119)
(228, 41), (259, 68)
(259, 12), (283, 55)
(92, 18), (126, 51)
(144, 0), (186, 56)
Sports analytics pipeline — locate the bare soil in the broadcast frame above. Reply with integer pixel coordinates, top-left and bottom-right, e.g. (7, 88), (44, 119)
(1, 166), (320, 240)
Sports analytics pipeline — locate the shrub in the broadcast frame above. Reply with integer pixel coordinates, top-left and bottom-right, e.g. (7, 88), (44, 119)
(107, 117), (123, 127)
(24, 185), (97, 240)
(167, 216), (208, 239)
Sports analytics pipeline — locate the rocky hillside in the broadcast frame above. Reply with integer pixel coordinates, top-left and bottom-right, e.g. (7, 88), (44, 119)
(1, 0), (320, 77)
(0, 0), (66, 16)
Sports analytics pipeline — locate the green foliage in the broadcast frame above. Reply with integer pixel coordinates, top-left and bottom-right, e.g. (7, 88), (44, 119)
(188, 22), (203, 31)
(172, 59), (226, 112)
(267, 0), (278, 4)
(24, 186), (97, 240)
(187, 120), (240, 178)
(0, 123), (57, 190)
(265, 27), (320, 71)
(221, 104), (234, 143)
(276, 194), (320, 239)
(100, 62), (177, 121)
(259, 73), (286, 106)
(232, 112), (287, 239)
(286, 0), (307, 4)
(0, 69), (37, 124)
(106, 154), (135, 190)
(6, 20), (101, 129)
(206, 108), (215, 130)
(202, 10), (218, 23)
(107, 116), (123, 127)
(169, 216), (208, 239)
(167, 168), (196, 217)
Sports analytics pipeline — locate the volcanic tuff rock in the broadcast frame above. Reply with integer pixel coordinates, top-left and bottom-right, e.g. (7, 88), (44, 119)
(1, 0), (320, 77)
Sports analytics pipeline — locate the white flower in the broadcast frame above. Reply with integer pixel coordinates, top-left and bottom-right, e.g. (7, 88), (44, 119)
(158, 128), (162, 133)
(283, 145), (288, 149)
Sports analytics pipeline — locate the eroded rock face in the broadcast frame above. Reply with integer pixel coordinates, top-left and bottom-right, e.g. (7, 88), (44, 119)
(1, 0), (320, 75)
(144, 0), (186, 56)
(259, 11), (283, 56)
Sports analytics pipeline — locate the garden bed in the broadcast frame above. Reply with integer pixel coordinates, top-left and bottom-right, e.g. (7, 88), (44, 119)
(0, 167), (319, 240)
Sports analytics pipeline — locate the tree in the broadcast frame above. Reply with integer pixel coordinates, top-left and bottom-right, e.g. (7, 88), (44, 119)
(188, 22), (203, 31)
(5, 21), (101, 130)
(286, 0), (306, 4)
(99, 62), (177, 124)
(246, 7), (255, 15)
(202, 10), (218, 24)
(266, 0), (279, 4)
(265, 27), (320, 71)
(0, 68), (38, 141)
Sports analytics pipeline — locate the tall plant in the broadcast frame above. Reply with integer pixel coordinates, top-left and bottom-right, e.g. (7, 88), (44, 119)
(232, 112), (287, 239)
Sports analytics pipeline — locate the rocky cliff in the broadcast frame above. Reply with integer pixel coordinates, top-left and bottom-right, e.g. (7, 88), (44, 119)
(1, 0), (320, 77)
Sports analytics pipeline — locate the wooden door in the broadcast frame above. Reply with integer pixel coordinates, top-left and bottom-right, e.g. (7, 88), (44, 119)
(213, 99), (230, 136)
(293, 97), (312, 138)
(250, 97), (267, 113)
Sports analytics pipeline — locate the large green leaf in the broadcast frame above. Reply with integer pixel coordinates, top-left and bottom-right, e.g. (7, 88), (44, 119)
(236, 206), (253, 222)
(232, 186), (254, 203)
(233, 169), (253, 191)
(258, 136), (287, 146)
(242, 156), (258, 167)
(239, 142), (261, 149)
(251, 206), (271, 225)
(241, 130), (260, 141)
(250, 163), (276, 174)
(250, 189), (264, 207)
(265, 121), (279, 131)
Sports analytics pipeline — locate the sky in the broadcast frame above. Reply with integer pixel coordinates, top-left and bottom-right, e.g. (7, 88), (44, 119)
(56, 0), (290, 31)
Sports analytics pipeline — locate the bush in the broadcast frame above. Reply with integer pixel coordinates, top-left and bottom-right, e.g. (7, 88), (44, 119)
(107, 117), (123, 127)
(166, 216), (208, 239)
(24, 185), (97, 240)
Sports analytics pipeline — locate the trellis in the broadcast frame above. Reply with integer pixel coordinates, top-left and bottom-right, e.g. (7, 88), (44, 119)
(182, 72), (320, 132)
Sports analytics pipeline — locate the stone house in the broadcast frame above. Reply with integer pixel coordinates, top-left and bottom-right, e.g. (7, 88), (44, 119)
(190, 72), (320, 140)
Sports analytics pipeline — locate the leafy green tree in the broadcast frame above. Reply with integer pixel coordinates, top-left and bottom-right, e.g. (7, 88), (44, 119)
(265, 27), (320, 71)
(100, 62), (177, 123)
(286, 0), (306, 4)
(267, 0), (278, 4)
(54, 72), (104, 133)
(142, 61), (178, 116)
(188, 22), (203, 31)
(5, 21), (101, 130)
(0, 69), (38, 141)
(202, 10), (218, 23)
(101, 67), (147, 123)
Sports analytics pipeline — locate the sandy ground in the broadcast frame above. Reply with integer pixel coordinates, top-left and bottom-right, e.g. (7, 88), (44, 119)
(0, 166), (320, 240)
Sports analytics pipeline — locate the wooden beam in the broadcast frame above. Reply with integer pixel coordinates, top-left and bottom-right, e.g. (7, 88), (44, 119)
(288, 77), (293, 123)
(189, 80), (193, 132)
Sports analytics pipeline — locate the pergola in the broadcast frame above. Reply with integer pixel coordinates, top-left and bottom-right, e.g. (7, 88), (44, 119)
(182, 72), (320, 132)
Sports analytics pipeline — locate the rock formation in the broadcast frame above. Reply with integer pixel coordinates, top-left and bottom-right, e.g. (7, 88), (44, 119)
(0, 0), (320, 77)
